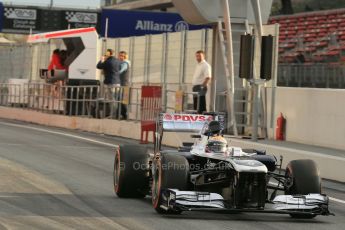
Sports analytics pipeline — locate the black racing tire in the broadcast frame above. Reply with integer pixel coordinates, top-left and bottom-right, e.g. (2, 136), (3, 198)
(152, 153), (189, 214)
(285, 159), (321, 219)
(113, 145), (150, 198)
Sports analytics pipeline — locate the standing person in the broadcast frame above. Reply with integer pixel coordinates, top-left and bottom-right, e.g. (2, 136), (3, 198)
(192, 50), (212, 114)
(47, 49), (67, 99)
(48, 49), (64, 71)
(97, 49), (121, 86)
(118, 51), (130, 120)
(59, 50), (68, 70)
(96, 49), (121, 116)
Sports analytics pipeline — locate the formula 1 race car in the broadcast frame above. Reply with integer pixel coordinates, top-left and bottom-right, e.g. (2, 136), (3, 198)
(113, 113), (331, 218)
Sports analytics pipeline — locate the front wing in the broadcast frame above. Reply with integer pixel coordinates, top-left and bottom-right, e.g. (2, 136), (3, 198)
(160, 189), (332, 216)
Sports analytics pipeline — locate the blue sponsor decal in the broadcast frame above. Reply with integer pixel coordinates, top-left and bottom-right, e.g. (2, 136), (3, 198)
(101, 9), (210, 38)
(0, 2), (3, 32)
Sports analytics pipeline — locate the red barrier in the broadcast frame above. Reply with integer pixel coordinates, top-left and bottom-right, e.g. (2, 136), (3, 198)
(140, 86), (162, 144)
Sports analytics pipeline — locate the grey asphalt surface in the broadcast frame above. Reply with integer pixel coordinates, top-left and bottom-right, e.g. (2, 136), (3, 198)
(0, 119), (344, 230)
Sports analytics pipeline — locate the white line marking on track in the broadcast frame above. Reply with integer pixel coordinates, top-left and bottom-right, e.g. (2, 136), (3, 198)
(329, 197), (345, 204)
(0, 121), (118, 148)
(0, 195), (17, 198)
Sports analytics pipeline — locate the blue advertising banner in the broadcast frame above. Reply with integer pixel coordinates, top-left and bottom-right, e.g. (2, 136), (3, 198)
(0, 2), (3, 32)
(101, 9), (210, 38)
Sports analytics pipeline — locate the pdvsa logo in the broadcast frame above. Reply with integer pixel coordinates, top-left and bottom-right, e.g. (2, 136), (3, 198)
(170, 114), (213, 122)
(175, 21), (189, 32)
(164, 114), (173, 120)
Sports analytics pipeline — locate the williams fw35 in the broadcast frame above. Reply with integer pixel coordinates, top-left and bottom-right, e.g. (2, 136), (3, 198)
(113, 113), (332, 218)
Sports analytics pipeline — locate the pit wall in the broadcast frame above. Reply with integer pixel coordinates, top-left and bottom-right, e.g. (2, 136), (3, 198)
(266, 87), (345, 150)
(0, 106), (191, 148)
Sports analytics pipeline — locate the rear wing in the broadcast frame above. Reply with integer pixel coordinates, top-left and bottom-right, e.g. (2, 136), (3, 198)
(158, 113), (225, 133)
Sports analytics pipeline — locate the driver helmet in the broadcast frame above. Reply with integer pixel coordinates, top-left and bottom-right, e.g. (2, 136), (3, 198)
(206, 135), (227, 153)
(205, 120), (222, 136)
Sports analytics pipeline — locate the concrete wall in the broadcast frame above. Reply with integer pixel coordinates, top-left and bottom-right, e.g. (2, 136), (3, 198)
(0, 106), (193, 147)
(0, 106), (142, 141)
(267, 87), (345, 150)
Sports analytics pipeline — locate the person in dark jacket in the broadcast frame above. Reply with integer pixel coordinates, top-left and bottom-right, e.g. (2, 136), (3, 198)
(96, 49), (121, 86)
(96, 49), (121, 117)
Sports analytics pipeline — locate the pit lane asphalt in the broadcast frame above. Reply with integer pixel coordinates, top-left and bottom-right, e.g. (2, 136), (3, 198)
(0, 119), (344, 230)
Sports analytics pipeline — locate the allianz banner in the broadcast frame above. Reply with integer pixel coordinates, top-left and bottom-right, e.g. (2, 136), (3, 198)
(101, 9), (210, 38)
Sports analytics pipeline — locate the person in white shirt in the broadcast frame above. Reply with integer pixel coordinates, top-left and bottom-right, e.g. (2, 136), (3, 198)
(192, 50), (212, 114)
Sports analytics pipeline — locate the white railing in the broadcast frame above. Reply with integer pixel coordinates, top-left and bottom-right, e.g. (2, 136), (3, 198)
(0, 82), (203, 121)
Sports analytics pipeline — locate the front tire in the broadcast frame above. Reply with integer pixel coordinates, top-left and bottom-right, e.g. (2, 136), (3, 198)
(152, 153), (189, 214)
(285, 159), (321, 219)
(113, 145), (150, 198)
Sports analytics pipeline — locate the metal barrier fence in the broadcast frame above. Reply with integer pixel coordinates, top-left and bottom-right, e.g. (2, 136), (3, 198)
(164, 89), (199, 112)
(277, 63), (345, 88)
(0, 83), (28, 107)
(0, 82), (202, 121)
(0, 83), (145, 120)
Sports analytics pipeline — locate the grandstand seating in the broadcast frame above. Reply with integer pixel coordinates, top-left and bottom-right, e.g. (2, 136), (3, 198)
(269, 8), (345, 63)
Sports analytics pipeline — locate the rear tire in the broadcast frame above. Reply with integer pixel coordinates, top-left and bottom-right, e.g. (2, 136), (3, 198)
(152, 154), (189, 214)
(113, 145), (150, 198)
(285, 159), (321, 219)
